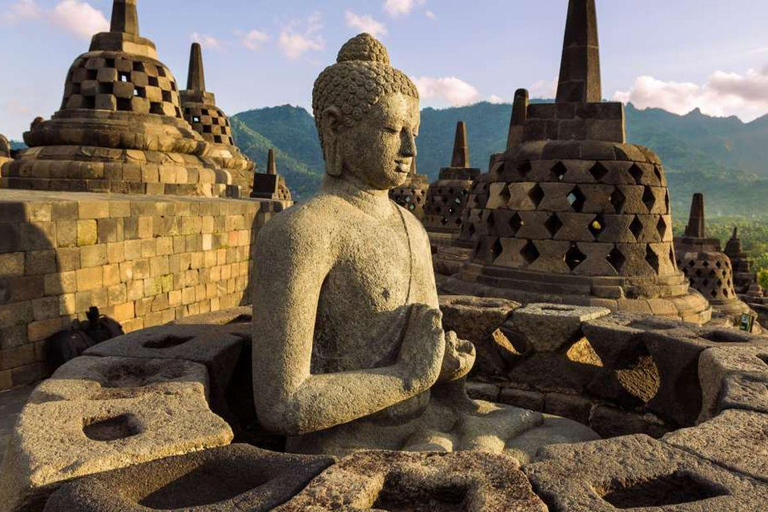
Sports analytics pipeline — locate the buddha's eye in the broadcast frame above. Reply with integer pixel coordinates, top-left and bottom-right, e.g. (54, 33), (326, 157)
(384, 126), (399, 134)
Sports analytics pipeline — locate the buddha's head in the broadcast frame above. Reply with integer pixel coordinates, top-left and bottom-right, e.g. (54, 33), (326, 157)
(0, 134), (9, 157)
(313, 34), (420, 190)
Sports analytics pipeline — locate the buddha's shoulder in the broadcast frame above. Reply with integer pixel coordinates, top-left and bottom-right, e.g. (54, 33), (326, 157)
(257, 194), (348, 243)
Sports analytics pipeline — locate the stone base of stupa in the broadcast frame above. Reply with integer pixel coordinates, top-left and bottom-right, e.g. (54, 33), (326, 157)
(1, 146), (244, 198)
(440, 262), (713, 323)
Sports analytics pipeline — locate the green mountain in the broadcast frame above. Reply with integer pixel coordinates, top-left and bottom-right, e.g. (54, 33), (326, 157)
(231, 103), (768, 215)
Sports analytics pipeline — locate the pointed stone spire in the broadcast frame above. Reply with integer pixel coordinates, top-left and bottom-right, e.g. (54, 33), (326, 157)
(507, 89), (529, 150)
(684, 193), (706, 238)
(187, 43), (206, 92)
(110, 0), (139, 36)
(267, 149), (277, 175)
(725, 226), (743, 257)
(451, 122), (469, 168)
(556, 0), (601, 104)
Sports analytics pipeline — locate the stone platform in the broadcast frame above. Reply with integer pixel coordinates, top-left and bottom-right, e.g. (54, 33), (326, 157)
(1, 302), (767, 511)
(0, 189), (288, 392)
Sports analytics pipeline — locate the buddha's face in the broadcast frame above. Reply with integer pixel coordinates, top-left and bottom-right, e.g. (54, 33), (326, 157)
(337, 93), (420, 190)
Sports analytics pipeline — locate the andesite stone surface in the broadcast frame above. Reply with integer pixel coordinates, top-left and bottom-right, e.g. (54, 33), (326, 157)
(43, 444), (334, 512)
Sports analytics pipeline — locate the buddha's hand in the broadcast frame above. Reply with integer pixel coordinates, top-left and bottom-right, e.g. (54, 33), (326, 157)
(438, 331), (476, 383)
(397, 304), (446, 394)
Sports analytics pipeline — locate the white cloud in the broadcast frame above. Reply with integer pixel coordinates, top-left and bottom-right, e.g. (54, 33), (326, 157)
(425, 10), (436, 19)
(2, 0), (42, 24)
(488, 95), (505, 104)
(413, 76), (480, 106)
(2, 0), (107, 40)
(239, 29), (270, 51)
(384, 0), (426, 17)
(613, 68), (768, 122)
(49, 0), (108, 39)
(279, 12), (325, 60)
(191, 32), (222, 50)
(529, 78), (558, 99)
(345, 11), (387, 38)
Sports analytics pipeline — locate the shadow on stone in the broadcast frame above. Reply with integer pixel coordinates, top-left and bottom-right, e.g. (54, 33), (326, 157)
(597, 472), (728, 509)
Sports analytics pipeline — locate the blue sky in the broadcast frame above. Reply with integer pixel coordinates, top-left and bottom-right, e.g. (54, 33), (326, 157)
(1, 0), (768, 139)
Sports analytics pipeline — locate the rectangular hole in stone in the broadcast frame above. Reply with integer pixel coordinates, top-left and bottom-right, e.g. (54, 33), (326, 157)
(373, 474), (469, 512)
(597, 472), (729, 509)
(138, 463), (271, 509)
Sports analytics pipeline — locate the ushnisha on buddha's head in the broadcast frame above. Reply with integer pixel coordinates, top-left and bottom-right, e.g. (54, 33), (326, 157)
(313, 33), (420, 191)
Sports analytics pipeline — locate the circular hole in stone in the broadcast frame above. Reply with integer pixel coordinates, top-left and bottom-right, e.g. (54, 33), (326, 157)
(83, 414), (141, 442)
(142, 335), (194, 349)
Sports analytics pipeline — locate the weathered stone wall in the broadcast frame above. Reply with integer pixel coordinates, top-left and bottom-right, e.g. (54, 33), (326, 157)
(0, 190), (286, 392)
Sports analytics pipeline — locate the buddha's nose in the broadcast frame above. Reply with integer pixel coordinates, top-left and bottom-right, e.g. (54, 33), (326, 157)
(400, 131), (416, 157)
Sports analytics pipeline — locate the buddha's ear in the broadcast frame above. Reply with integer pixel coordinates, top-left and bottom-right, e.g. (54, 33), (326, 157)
(322, 107), (344, 177)
(322, 107), (343, 138)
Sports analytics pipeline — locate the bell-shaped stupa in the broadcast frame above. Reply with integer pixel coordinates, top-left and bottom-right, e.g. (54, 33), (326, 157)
(390, 158), (430, 221)
(674, 194), (753, 322)
(180, 43), (253, 195)
(444, 0), (711, 323)
(251, 148), (291, 201)
(1, 0), (237, 197)
(424, 122), (481, 244)
(0, 134), (10, 167)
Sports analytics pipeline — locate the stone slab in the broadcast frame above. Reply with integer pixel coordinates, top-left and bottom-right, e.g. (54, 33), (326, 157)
(525, 434), (768, 511)
(275, 450), (547, 511)
(664, 409), (768, 485)
(0, 392), (233, 512)
(44, 444), (333, 512)
(698, 345), (768, 422)
(29, 356), (210, 404)
(84, 324), (247, 418)
(512, 303), (610, 353)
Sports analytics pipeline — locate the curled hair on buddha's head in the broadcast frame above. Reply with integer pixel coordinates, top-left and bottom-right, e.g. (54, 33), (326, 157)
(312, 33), (419, 176)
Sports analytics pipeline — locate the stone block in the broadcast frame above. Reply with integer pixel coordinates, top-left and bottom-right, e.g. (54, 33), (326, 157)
(664, 409), (768, 484)
(76, 220), (97, 246)
(465, 381), (501, 402)
(80, 244), (108, 268)
(44, 445), (334, 512)
(544, 392), (593, 424)
(525, 435), (768, 511)
(76, 266), (103, 291)
(277, 451), (546, 511)
(499, 387), (545, 411)
(698, 345), (768, 422)
(589, 405), (671, 439)
(512, 303), (611, 353)
(0, 391), (232, 512)
(85, 324), (247, 419)
(0, 253), (25, 277)
(438, 295), (520, 342)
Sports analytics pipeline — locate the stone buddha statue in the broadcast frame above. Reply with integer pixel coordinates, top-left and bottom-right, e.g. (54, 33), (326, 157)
(252, 33), (598, 458)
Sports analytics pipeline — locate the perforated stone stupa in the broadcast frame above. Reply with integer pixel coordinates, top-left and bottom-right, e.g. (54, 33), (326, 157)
(389, 159), (430, 221)
(675, 194), (753, 321)
(1, 0), (239, 197)
(444, 0), (711, 322)
(424, 122), (481, 243)
(251, 148), (291, 201)
(180, 42), (253, 195)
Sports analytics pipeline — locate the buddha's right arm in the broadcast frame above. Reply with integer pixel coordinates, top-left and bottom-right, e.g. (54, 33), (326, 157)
(251, 216), (442, 436)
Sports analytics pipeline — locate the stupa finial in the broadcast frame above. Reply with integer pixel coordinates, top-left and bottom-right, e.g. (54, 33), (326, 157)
(267, 149), (277, 175)
(507, 89), (529, 150)
(110, 0), (139, 36)
(451, 121), (469, 168)
(684, 193), (706, 238)
(187, 43), (206, 92)
(556, 0), (601, 103)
